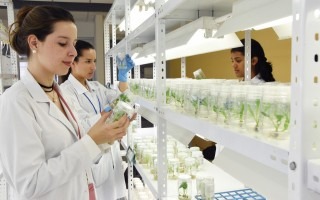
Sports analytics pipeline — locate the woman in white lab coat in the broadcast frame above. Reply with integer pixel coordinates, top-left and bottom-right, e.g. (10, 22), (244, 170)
(0, 5), (130, 200)
(60, 40), (135, 200)
(231, 38), (276, 83)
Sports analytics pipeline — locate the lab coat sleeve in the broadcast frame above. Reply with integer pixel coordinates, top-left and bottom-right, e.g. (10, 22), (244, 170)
(97, 82), (121, 106)
(0, 95), (100, 199)
(61, 86), (101, 132)
(62, 84), (114, 187)
(62, 90), (111, 152)
(91, 151), (113, 187)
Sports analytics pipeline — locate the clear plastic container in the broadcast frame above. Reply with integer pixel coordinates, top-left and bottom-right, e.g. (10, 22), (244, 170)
(193, 68), (206, 80)
(168, 158), (180, 180)
(261, 84), (290, 140)
(191, 150), (204, 170)
(178, 174), (192, 200)
(106, 101), (135, 123)
(246, 84), (264, 134)
(116, 52), (127, 69)
(184, 157), (196, 178)
(196, 173), (215, 200)
(229, 84), (247, 129)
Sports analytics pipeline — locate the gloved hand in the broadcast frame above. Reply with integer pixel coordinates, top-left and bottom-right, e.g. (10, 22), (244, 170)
(117, 54), (135, 82)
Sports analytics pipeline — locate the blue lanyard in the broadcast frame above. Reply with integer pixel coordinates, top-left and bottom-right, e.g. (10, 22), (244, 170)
(83, 93), (102, 114)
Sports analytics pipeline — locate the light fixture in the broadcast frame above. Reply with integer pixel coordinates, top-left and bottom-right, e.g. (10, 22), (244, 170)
(133, 16), (242, 65)
(214, 0), (292, 38)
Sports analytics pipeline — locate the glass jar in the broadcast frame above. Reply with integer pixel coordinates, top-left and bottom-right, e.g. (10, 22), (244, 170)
(196, 173), (214, 200)
(184, 157), (196, 178)
(191, 150), (204, 170)
(106, 101), (135, 123)
(168, 158), (180, 180)
(208, 82), (222, 122)
(178, 174), (192, 200)
(198, 86), (211, 118)
(229, 84), (247, 129)
(177, 152), (189, 173)
(116, 52), (127, 69)
(245, 84), (263, 134)
(184, 84), (201, 116)
(261, 84), (290, 140)
(216, 84), (232, 126)
(196, 172), (206, 197)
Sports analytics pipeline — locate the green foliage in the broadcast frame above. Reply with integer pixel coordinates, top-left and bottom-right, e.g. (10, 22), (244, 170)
(261, 103), (290, 133)
(248, 99), (264, 131)
(112, 110), (126, 122)
(179, 181), (188, 190)
(119, 93), (130, 103)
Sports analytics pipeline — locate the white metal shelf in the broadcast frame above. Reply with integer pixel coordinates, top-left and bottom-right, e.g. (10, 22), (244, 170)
(106, 0), (320, 199)
(122, 127), (244, 199)
(136, 97), (289, 174)
(134, 159), (245, 199)
(105, 0), (233, 57)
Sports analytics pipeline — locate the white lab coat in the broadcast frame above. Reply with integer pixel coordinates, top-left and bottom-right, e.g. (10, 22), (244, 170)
(251, 74), (266, 84)
(60, 74), (126, 200)
(0, 70), (101, 200)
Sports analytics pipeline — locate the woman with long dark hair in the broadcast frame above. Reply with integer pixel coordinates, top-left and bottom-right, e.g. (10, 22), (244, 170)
(231, 38), (275, 83)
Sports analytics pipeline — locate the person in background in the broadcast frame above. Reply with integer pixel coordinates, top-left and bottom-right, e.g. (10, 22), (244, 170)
(0, 5), (131, 199)
(192, 39), (276, 162)
(60, 40), (135, 200)
(231, 38), (276, 83)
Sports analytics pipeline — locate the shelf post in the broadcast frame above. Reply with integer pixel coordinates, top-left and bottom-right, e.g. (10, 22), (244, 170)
(104, 18), (111, 85)
(112, 11), (117, 85)
(289, 0), (320, 199)
(181, 57), (186, 78)
(244, 30), (251, 82)
(155, 0), (167, 198)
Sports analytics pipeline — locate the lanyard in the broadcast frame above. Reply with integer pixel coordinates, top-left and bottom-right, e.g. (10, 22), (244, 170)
(83, 92), (102, 114)
(56, 89), (97, 200)
(55, 88), (81, 139)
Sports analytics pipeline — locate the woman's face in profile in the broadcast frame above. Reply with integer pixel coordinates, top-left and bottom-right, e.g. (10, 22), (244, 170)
(231, 51), (245, 78)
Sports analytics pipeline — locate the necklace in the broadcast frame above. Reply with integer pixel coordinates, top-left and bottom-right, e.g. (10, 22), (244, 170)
(49, 90), (57, 103)
(38, 82), (54, 93)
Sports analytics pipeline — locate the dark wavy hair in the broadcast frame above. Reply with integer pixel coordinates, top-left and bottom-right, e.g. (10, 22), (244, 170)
(59, 40), (95, 83)
(73, 40), (95, 62)
(231, 39), (275, 82)
(9, 5), (75, 57)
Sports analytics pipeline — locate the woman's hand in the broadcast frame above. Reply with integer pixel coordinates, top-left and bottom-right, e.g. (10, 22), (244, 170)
(88, 112), (130, 145)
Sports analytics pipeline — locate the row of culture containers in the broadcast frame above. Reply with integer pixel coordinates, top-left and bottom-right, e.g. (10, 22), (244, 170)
(128, 78), (291, 140)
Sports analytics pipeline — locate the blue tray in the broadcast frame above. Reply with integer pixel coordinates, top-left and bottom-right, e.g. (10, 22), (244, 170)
(214, 188), (266, 200)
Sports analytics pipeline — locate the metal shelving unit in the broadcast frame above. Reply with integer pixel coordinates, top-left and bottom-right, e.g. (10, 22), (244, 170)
(0, 1), (17, 200)
(0, 0), (18, 95)
(105, 0), (320, 199)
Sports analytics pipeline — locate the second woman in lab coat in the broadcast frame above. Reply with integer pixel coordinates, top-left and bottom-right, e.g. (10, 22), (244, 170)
(60, 40), (135, 200)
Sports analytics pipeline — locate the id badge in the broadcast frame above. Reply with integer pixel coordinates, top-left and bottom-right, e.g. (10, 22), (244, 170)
(126, 146), (136, 164)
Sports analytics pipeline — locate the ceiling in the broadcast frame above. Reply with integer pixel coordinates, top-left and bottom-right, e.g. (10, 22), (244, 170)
(0, 0), (114, 24)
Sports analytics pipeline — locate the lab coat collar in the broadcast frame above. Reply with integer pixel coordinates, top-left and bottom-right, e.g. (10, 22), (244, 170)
(21, 70), (52, 103)
(21, 70), (79, 140)
(68, 74), (98, 95)
(251, 74), (265, 84)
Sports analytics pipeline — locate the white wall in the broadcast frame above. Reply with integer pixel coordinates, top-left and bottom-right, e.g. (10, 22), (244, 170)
(76, 21), (95, 38)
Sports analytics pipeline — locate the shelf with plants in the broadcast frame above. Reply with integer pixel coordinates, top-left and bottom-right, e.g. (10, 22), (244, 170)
(106, 0), (320, 199)
(121, 127), (244, 199)
(135, 95), (289, 174)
